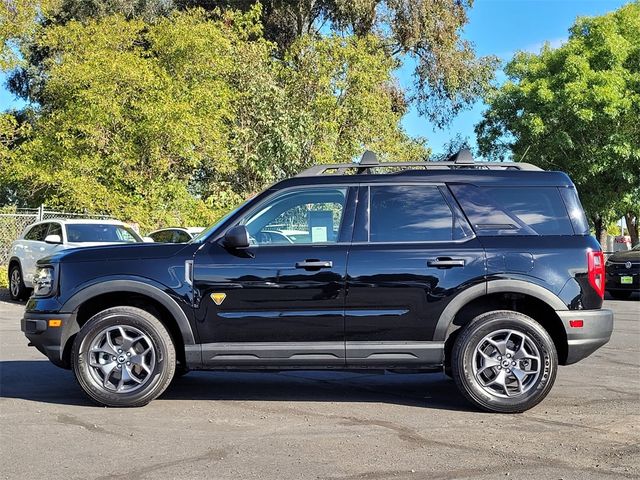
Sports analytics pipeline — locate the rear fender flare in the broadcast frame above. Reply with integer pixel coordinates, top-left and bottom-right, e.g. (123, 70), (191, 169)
(434, 280), (567, 341)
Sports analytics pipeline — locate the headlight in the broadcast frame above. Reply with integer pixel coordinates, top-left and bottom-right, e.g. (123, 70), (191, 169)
(33, 267), (54, 297)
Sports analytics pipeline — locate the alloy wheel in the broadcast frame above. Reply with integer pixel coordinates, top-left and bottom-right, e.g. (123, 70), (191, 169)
(86, 325), (156, 393)
(472, 328), (542, 398)
(10, 269), (21, 298)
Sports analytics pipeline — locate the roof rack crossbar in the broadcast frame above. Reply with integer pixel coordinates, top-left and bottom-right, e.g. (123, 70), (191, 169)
(296, 160), (542, 176)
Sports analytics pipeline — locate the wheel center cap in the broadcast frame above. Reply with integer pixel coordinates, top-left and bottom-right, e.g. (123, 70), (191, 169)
(501, 359), (511, 368)
(118, 355), (126, 363)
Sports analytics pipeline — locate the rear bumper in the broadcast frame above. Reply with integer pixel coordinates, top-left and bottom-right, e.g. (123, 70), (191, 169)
(21, 312), (74, 368)
(556, 309), (614, 365)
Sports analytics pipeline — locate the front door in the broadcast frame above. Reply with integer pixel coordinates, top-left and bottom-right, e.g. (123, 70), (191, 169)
(345, 184), (486, 367)
(193, 185), (356, 367)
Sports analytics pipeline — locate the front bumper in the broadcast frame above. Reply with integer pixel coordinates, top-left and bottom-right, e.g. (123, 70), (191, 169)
(22, 312), (74, 368)
(556, 309), (614, 365)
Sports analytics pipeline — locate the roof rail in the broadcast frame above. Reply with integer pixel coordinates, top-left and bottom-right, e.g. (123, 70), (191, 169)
(296, 149), (542, 177)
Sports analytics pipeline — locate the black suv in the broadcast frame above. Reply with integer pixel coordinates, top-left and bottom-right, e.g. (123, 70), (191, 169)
(21, 151), (614, 412)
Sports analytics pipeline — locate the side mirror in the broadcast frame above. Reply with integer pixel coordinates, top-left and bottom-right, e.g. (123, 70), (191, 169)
(44, 234), (62, 244)
(223, 225), (250, 249)
(142, 236), (155, 243)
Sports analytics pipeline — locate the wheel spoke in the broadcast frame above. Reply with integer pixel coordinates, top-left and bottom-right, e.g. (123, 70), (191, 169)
(486, 338), (507, 356)
(101, 363), (118, 388)
(513, 345), (537, 361)
(476, 351), (500, 375)
(484, 370), (508, 395)
(126, 365), (144, 384)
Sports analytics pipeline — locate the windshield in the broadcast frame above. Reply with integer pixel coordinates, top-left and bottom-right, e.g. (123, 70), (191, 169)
(633, 243), (640, 251)
(65, 224), (142, 243)
(191, 198), (254, 243)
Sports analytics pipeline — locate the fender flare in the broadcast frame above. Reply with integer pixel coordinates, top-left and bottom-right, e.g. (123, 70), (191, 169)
(60, 279), (196, 351)
(433, 279), (567, 341)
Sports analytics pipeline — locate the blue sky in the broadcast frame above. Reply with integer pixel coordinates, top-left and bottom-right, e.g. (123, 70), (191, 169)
(0, 0), (631, 155)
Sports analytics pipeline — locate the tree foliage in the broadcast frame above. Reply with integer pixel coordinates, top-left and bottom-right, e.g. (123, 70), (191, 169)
(9, 0), (497, 126)
(2, 6), (425, 229)
(476, 2), (640, 244)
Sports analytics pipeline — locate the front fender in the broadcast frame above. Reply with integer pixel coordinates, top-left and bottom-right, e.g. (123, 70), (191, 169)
(57, 277), (196, 353)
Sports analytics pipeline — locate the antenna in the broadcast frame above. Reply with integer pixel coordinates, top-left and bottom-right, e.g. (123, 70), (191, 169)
(448, 148), (474, 164)
(359, 150), (378, 166)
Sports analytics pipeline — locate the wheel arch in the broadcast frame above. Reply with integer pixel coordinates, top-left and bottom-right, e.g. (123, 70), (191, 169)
(59, 279), (195, 369)
(8, 256), (21, 270)
(437, 280), (569, 365)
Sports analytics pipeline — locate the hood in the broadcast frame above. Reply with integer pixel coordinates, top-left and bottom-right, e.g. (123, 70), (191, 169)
(39, 242), (199, 264)
(608, 249), (640, 263)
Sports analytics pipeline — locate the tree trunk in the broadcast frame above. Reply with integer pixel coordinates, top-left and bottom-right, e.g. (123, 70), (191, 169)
(592, 215), (606, 248)
(625, 212), (639, 247)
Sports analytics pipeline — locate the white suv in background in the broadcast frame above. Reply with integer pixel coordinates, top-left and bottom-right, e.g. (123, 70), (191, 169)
(8, 219), (144, 300)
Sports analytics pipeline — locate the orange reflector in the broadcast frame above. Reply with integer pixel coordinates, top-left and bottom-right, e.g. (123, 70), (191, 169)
(569, 320), (584, 328)
(48, 319), (62, 328)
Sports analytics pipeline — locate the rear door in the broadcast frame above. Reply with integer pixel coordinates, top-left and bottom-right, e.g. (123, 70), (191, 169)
(345, 183), (486, 367)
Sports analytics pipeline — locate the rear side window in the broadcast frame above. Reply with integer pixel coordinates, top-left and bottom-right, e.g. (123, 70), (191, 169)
(450, 185), (574, 236)
(369, 185), (454, 242)
(150, 230), (174, 243)
(24, 223), (49, 241)
(174, 230), (192, 243)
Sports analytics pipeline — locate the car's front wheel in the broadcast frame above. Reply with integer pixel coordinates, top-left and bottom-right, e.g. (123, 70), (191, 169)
(8, 264), (29, 301)
(451, 310), (557, 413)
(72, 306), (176, 407)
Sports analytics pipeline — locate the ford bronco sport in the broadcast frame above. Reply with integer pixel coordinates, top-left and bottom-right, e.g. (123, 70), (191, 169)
(20, 150), (614, 412)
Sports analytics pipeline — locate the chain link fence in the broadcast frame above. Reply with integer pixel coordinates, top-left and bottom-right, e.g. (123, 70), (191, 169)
(0, 206), (113, 265)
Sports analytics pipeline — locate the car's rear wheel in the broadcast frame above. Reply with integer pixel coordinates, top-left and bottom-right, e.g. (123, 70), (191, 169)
(72, 306), (176, 407)
(609, 290), (633, 300)
(451, 310), (557, 413)
(8, 264), (29, 301)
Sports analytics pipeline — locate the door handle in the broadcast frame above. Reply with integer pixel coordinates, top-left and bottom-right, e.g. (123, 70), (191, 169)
(427, 257), (465, 268)
(295, 260), (333, 270)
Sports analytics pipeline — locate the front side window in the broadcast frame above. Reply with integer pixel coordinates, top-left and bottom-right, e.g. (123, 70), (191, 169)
(48, 222), (63, 238)
(65, 224), (141, 243)
(24, 223), (49, 241)
(243, 188), (347, 245)
(369, 185), (454, 243)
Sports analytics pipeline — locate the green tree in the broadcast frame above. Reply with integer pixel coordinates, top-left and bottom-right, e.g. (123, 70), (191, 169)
(179, 0), (500, 126)
(9, 0), (497, 126)
(2, 7), (427, 229)
(476, 2), (640, 245)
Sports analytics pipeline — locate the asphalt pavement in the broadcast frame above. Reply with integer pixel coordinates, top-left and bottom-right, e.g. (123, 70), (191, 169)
(0, 293), (638, 480)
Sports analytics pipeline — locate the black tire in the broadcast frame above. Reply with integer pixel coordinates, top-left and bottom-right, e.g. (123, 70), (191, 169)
(72, 306), (176, 407)
(609, 290), (633, 300)
(451, 310), (557, 413)
(8, 263), (29, 301)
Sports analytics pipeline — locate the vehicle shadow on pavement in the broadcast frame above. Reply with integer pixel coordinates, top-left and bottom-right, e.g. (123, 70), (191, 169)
(163, 370), (472, 411)
(0, 360), (472, 411)
(0, 360), (91, 406)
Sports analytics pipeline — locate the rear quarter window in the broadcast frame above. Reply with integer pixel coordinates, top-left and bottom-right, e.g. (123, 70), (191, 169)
(450, 185), (575, 236)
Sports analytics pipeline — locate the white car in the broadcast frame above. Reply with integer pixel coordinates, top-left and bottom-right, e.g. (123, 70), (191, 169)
(8, 219), (144, 300)
(147, 227), (204, 243)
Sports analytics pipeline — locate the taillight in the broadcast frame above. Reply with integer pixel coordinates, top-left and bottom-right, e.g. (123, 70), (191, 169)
(587, 250), (605, 298)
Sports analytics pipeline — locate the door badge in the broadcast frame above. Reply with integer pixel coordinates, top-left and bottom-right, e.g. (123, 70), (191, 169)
(211, 293), (227, 306)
